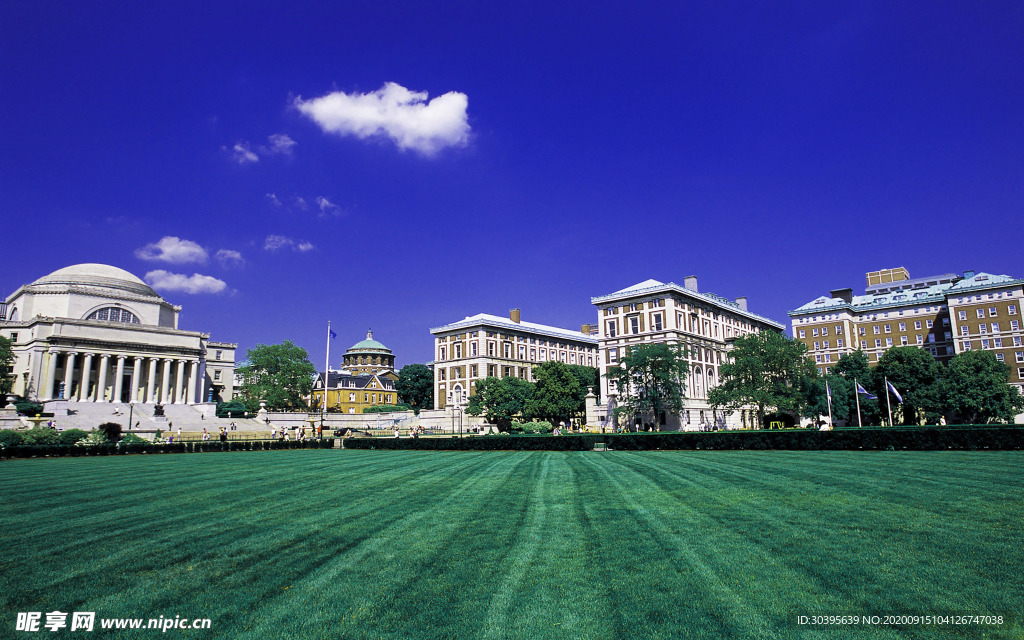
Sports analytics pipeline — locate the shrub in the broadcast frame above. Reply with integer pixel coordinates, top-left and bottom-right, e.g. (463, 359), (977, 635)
(216, 401), (247, 418)
(98, 422), (123, 442)
(22, 427), (60, 445)
(362, 404), (412, 414)
(0, 430), (24, 447)
(513, 421), (554, 434)
(120, 433), (148, 445)
(57, 429), (91, 445)
(15, 399), (44, 416)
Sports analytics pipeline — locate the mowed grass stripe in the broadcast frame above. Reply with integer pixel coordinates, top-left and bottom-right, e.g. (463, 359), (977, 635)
(2, 451), (1022, 640)
(604, 452), (1023, 639)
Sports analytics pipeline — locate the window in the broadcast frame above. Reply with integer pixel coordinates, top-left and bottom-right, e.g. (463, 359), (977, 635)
(86, 307), (141, 324)
(1016, 352), (1024, 363)
(799, 330), (805, 338)
(213, 370), (221, 381)
(859, 327), (866, 336)
(471, 342), (478, 357)
(215, 350), (222, 360)
(959, 310), (967, 321)
(814, 341), (820, 350)
(607, 320), (617, 337)
(824, 354), (831, 363)
(835, 325), (842, 335)
(928, 334), (935, 343)
(990, 307), (998, 317)
(813, 328), (819, 337)
(994, 338), (1003, 348)
(823, 340), (830, 349)
(960, 326), (969, 336)
(926, 320), (933, 328)
(470, 364), (478, 377)
(873, 326), (880, 334)
(977, 309), (985, 319)
(899, 323), (906, 332)
(915, 321), (922, 330)
(875, 339), (882, 348)
(884, 324), (891, 333)
(900, 336), (908, 345)
(996, 353), (1005, 362)
(861, 340), (867, 349)
(454, 343), (462, 359)
(1015, 336), (1023, 347)
(629, 303), (638, 312)
(963, 341), (972, 351)
(1009, 304), (1017, 315)
(652, 313), (663, 331)
(1012, 321), (1020, 331)
(837, 339), (844, 348)
(982, 339), (990, 349)
(518, 346), (526, 360)
(609, 348), (617, 363)
(917, 335), (924, 345)
(439, 347), (447, 360)
(992, 322), (1001, 332)
(530, 348), (536, 361)
(629, 316), (640, 334)
(504, 344), (511, 359)
(980, 324), (988, 334)
(885, 338), (893, 346)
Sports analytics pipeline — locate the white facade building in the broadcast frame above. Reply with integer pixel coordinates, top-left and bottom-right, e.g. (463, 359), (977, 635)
(1, 264), (235, 407)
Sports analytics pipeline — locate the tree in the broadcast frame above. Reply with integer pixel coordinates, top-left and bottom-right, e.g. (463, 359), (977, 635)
(873, 347), (943, 425)
(800, 373), (854, 426)
(524, 361), (596, 426)
(0, 335), (14, 395)
(396, 364), (434, 414)
(940, 350), (1024, 424)
(606, 343), (689, 430)
(709, 331), (816, 428)
(236, 341), (316, 412)
(465, 376), (533, 432)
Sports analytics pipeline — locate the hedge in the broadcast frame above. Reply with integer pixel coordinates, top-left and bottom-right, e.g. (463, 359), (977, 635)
(0, 438), (336, 458)
(339, 426), (1024, 452)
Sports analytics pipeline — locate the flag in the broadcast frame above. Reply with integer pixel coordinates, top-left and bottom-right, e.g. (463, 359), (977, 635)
(825, 381), (832, 401)
(329, 327), (337, 339)
(886, 380), (903, 403)
(856, 382), (877, 400)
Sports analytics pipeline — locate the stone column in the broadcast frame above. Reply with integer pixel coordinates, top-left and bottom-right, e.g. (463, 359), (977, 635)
(146, 358), (158, 404)
(187, 360), (198, 405)
(131, 357), (143, 403)
(96, 355), (110, 402)
(160, 358), (172, 405)
(174, 359), (186, 404)
(42, 349), (60, 401)
(113, 356), (126, 404)
(79, 353), (93, 402)
(63, 352), (78, 402)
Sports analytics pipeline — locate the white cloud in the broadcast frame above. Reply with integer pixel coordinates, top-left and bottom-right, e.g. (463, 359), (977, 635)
(135, 236), (208, 264)
(145, 270), (227, 294)
(215, 249), (244, 268)
(294, 196), (308, 210)
(316, 196), (341, 217)
(294, 82), (470, 155)
(265, 133), (297, 156)
(264, 235), (314, 252)
(266, 193), (282, 207)
(231, 142), (259, 164)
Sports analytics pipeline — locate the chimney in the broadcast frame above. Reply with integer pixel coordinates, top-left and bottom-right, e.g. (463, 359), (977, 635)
(829, 288), (853, 304)
(510, 308), (521, 324)
(581, 323), (591, 334)
(735, 297), (747, 311)
(683, 275), (698, 292)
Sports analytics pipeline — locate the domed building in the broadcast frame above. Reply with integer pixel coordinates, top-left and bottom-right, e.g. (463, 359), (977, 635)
(0, 264), (236, 408)
(341, 329), (397, 379)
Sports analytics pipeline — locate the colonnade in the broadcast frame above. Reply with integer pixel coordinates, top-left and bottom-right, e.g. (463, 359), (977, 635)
(42, 349), (200, 404)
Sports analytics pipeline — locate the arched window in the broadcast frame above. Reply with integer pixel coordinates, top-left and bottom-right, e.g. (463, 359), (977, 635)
(693, 367), (703, 398)
(87, 307), (140, 324)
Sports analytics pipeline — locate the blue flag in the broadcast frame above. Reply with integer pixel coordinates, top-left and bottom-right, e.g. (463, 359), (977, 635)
(329, 327), (337, 339)
(886, 380), (904, 403)
(856, 382), (877, 400)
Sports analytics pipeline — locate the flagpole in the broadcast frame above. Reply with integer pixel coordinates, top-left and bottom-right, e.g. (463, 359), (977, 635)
(323, 321), (332, 428)
(825, 381), (834, 429)
(885, 376), (894, 428)
(855, 378), (863, 428)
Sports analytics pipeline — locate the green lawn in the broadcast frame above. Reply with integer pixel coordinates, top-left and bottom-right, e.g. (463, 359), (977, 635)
(1, 451), (1021, 639)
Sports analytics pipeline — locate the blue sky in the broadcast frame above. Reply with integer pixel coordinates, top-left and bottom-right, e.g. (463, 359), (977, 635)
(2, 1), (1022, 369)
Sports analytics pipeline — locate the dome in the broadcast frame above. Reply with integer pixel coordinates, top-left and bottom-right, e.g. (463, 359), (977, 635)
(347, 329), (391, 353)
(32, 263), (160, 298)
